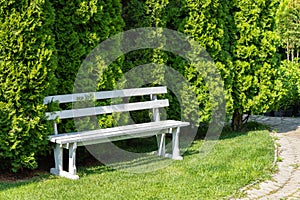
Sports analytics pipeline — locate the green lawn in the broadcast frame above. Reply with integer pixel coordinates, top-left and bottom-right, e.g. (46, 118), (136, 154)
(0, 129), (275, 199)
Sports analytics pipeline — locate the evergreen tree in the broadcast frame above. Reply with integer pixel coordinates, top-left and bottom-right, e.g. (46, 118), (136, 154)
(276, 0), (300, 62)
(123, 0), (282, 131)
(52, 0), (124, 94)
(276, 0), (300, 113)
(51, 0), (125, 132)
(179, 0), (233, 124)
(177, 0), (282, 130)
(0, 0), (56, 171)
(229, 0), (282, 130)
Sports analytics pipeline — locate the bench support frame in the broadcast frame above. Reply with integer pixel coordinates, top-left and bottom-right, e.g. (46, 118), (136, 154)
(50, 143), (79, 180)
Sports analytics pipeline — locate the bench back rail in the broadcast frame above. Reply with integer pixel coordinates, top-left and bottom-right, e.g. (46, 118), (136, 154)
(44, 87), (167, 104)
(45, 99), (168, 120)
(44, 86), (168, 135)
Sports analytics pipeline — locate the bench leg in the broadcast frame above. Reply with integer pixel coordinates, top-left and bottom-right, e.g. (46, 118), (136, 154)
(51, 144), (63, 172)
(68, 143), (77, 175)
(171, 127), (183, 160)
(157, 133), (166, 156)
(50, 143), (79, 180)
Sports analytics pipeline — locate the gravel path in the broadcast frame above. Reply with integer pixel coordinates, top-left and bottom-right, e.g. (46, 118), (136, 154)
(238, 116), (300, 200)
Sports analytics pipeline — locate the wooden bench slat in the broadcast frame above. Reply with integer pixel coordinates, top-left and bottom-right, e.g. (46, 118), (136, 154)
(50, 120), (188, 141)
(43, 86), (167, 104)
(46, 99), (169, 120)
(76, 131), (160, 146)
(49, 120), (171, 141)
(51, 120), (189, 145)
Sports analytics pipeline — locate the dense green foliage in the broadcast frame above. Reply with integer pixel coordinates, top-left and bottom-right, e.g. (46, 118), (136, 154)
(122, 0), (177, 124)
(51, 0), (124, 133)
(276, 0), (300, 62)
(275, 0), (300, 114)
(228, 0), (282, 129)
(123, 0), (228, 125)
(0, 0), (56, 171)
(178, 0), (234, 123)
(52, 0), (124, 95)
(0, 0), (124, 172)
(124, 0), (282, 130)
(278, 61), (300, 110)
(0, 0), (296, 171)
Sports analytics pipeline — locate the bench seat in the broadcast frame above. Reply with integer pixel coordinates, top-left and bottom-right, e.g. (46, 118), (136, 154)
(50, 120), (189, 146)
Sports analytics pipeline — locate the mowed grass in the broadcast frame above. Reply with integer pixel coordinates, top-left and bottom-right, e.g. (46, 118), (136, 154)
(0, 129), (275, 199)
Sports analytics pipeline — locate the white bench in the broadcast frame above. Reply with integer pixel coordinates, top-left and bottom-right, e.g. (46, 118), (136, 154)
(44, 86), (190, 179)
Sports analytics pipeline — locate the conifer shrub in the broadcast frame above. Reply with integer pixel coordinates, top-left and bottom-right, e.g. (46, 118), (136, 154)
(51, 0), (125, 133)
(0, 0), (56, 171)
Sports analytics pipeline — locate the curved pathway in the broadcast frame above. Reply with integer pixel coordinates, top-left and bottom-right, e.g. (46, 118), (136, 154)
(239, 116), (300, 199)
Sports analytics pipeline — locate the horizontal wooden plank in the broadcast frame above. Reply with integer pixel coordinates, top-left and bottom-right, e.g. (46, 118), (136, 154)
(46, 99), (169, 120)
(44, 86), (167, 104)
(76, 130), (163, 146)
(49, 120), (190, 145)
(50, 120), (188, 141)
(62, 121), (189, 145)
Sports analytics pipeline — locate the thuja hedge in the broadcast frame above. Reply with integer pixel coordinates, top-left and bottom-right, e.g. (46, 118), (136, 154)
(52, 0), (124, 95)
(0, 1), (56, 171)
(123, 0), (282, 130)
(0, 0), (288, 171)
(51, 0), (124, 134)
(123, 0), (234, 124)
(0, 0), (124, 172)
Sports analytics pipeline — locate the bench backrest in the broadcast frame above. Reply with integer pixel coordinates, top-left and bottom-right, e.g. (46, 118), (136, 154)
(44, 86), (168, 121)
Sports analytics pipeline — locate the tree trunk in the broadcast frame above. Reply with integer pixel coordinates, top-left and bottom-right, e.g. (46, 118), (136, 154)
(231, 109), (243, 131)
(297, 49), (299, 63)
(287, 40), (289, 61)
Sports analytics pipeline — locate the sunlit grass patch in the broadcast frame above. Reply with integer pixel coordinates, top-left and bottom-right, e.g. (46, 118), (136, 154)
(0, 129), (274, 199)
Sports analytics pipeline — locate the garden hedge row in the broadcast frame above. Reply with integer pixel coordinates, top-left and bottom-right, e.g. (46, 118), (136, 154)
(1, 0), (298, 172)
(0, 0), (124, 172)
(0, 0), (56, 171)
